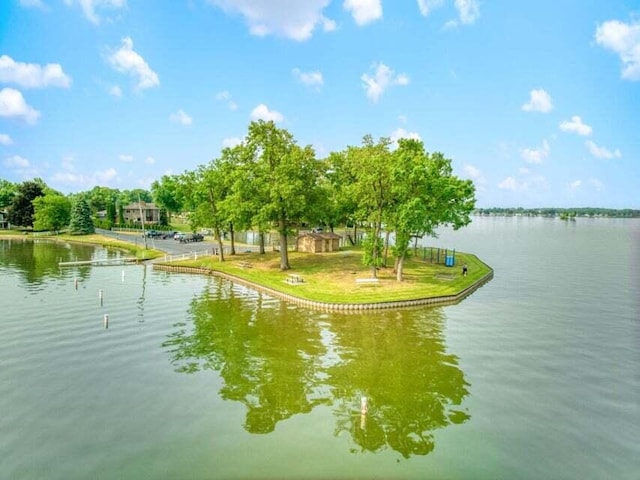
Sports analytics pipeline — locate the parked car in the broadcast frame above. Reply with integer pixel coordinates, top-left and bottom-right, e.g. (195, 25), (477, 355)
(179, 233), (204, 243)
(173, 232), (186, 241)
(145, 230), (162, 237)
(161, 231), (177, 239)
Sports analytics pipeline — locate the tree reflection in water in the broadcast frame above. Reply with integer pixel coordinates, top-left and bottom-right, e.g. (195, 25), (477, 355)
(163, 280), (470, 457)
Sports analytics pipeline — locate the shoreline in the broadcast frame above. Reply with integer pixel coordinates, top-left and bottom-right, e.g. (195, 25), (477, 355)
(152, 261), (494, 312)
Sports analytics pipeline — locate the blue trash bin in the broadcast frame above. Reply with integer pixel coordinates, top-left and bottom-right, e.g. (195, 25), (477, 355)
(445, 255), (454, 267)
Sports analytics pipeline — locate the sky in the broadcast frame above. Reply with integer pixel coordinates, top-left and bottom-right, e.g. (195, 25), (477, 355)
(0, 0), (638, 208)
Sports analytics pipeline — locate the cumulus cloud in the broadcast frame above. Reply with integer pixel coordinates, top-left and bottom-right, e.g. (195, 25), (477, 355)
(520, 139), (550, 164)
(118, 154), (133, 163)
(222, 137), (243, 148)
(0, 55), (72, 89)
(144, 156), (155, 165)
(559, 115), (592, 136)
(417, 0), (444, 16)
(107, 37), (159, 91)
(361, 62), (409, 103)
(462, 163), (486, 191)
(65, 0), (126, 25)
(109, 85), (122, 97)
(0, 88), (40, 124)
(443, 0), (480, 28)
(4, 155), (30, 169)
(206, 0), (335, 41)
(0, 133), (13, 145)
(52, 167), (118, 189)
(569, 179), (582, 191)
(169, 109), (193, 126)
(390, 127), (421, 146)
(250, 103), (284, 123)
(343, 0), (382, 26)
(585, 140), (621, 159)
(215, 90), (238, 111)
(292, 68), (324, 89)
(595, 19), (640, 81)
(498, 176), (525, 192)
(522, 88), (553, 113)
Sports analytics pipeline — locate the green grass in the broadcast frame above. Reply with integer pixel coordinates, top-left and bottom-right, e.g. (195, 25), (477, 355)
(168, 248), (492, 304)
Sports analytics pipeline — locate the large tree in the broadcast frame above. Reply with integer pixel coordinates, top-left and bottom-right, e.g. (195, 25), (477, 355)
(33, 193), (72, 232)
(69, 198), (95, 235)
(240, 120), (322, 270)
(389, 139), (475, 281)
(151, 174), (184, 223)
(7, 179), (46, 228)
(0, 179), (17, 209)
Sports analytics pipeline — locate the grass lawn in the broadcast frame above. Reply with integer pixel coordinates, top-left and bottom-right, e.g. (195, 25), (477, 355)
(0, 230), (164, 260)
(169, 248), (492, 304)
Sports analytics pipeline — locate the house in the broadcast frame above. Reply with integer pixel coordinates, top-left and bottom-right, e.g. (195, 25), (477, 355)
(297, 231), (341, 253)
(121, 201), (160, 224)
(0, 210), (9, 229)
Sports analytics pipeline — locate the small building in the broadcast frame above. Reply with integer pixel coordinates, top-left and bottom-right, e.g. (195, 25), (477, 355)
(297, 232), (341, 253)
(0, 210), (9, 229)
(122, 201), (160, 224)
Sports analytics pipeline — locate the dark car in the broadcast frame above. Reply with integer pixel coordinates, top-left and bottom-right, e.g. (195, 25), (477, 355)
(145, 230), (162, 237)
(161, 231), (177, 239)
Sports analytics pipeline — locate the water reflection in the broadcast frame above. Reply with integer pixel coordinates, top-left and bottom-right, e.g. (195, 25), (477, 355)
(164, 280), (470, 457)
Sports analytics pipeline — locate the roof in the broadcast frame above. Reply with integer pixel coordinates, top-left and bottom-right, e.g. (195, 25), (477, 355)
(123, 201), (159, 210)
(298, 232), (341, 240)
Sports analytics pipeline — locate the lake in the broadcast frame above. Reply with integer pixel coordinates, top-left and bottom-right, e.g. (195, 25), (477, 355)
(1, 217), (638, 479)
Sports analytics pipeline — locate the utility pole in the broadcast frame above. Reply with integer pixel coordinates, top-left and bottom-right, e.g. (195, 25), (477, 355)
(138, 195), (148, 249)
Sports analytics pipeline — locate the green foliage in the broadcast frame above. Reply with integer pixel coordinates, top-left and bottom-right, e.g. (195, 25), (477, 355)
(7, 179), (46, 227)
(69, 198), (95, 235)
(0, 179), (18, 208)
(33, 193), (71, 232)
(151, 175), (184, 218)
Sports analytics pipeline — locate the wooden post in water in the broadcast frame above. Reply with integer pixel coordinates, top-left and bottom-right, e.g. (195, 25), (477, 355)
(360, 396), (368, 415)
(99, 289), (104, 306)
(104, 314), (109, 329)
(74, 278), (78, 290)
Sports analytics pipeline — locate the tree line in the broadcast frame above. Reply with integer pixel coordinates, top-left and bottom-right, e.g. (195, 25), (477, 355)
(474, 207), (640, 218)
(1, 121), (475, 280)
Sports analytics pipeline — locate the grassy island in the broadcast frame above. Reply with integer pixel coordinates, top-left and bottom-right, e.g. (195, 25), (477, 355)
(159, 248), (492, 307)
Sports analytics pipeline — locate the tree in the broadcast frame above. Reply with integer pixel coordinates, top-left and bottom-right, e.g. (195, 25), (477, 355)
(240, 120), (322, 270)
(340, 136), (394, 277)
(69, 198), (95, 234)
(7, 179), (46, 228)
(33, 193), (71, 232)
(151, 175), (184, 223)
(389, 140), (475, 281)
(0, 179), (17, 209)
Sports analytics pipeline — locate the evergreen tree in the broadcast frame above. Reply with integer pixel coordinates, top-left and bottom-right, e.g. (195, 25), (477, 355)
(7, 179), (45, 227)
(69, 198), (95, 234)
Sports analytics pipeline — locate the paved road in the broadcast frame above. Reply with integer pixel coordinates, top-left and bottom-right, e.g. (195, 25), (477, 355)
(97, 229), (217, 256)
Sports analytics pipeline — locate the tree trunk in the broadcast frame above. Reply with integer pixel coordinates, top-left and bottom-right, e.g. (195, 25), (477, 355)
(259, 231), (265, 254)
(383, 230), (390, 267)
(279, 229), (290, 270)
(214, 227), (225, 262)
(396, 253), (405, 281)
(229, 222), (236, 255)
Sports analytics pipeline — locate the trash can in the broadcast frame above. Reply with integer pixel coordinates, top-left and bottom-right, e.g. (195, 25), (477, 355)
(445, 255), (454, 267)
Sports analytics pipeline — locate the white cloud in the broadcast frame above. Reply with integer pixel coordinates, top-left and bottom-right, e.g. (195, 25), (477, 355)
(454, 0), (479, 24)
(519, 167), (530, 175)
(19, 0), (46, 9)
(559, 115), (592, 136)
(585, 140), (621, 159)
(250, 103), (284, 123)
(417, 0), (444, 17)
(119, 154), (133, 163)
(498, 176), (525, 192)
(107, 37), (159, 91)
(216, 90), (238, 111)
(222, 137), (243, 148)
(463, 163), (486, 191)
(569, 179), (582, 191)
(0, 133), (13, 145)
(169, 109), (193, 126)
(0, 55), (72, 89)
(520, 139), (550, 164)
(65, 0), (126, 25)
(292, 68), (324, 89)
(206, 0), (335, 41)
(4, 155), (30, 169)
(0, 88), (40, 124)
(390, 127), (421, 145)
(361, 62), (409, 103)
(343, 0), (382, 26)
(109, 85), (122, 97)
(522, 88), (553, 113)
(145, 156), (155, 165)
(595, 19), (640, 81)
(52, 167), (118, 188)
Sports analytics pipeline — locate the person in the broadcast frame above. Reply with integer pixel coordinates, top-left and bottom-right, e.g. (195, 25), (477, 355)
(462, 264), (468, 276)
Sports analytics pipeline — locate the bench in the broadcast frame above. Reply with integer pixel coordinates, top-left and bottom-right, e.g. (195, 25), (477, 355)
(355, 278), (379, 285)
(285, 274), (304, 284)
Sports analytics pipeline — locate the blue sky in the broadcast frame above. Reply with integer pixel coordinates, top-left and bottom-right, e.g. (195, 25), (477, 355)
(1, 0), (638, 208)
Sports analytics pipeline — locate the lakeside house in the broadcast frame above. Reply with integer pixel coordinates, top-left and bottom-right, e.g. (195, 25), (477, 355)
(297, 231), (341, 253)
(122, 201), (160, 224)
(0, 210), (9, 229)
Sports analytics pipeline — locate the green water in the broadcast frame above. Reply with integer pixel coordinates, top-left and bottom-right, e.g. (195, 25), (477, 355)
(1, 217), (638, 479)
